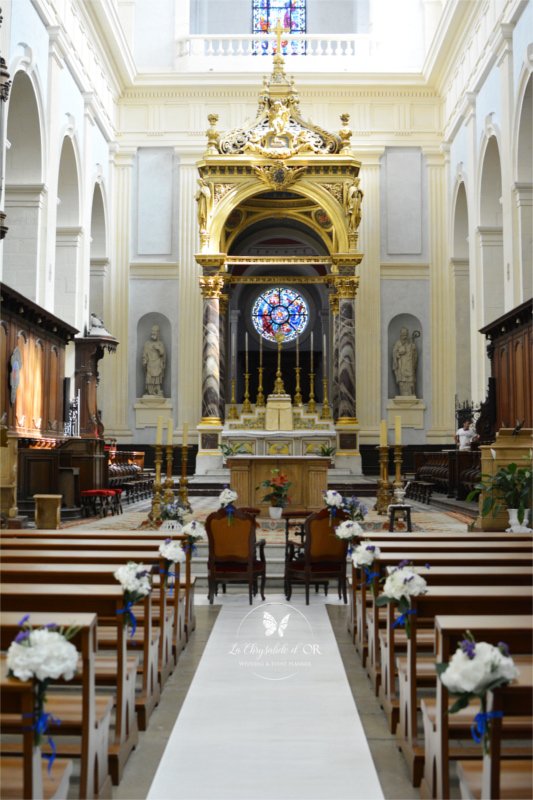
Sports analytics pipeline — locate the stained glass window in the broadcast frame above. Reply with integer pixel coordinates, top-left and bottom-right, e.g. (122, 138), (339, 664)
(252, 1), (307, 55)
(251, 287), (309, 343)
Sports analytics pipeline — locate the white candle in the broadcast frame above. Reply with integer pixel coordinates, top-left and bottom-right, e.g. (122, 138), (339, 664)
(167, 418), (173, 446)
(310, 331), (314, 372)
(245, 332), (249, 372)
(156, 416), (163, 445)
(379, 419), (387, 447)
(259, 334), (263, 367)
(183, 422), (189, 447)
(323, 333), (327, 372)
(395, 416), (402, 445)
(296, 335), (299, 367)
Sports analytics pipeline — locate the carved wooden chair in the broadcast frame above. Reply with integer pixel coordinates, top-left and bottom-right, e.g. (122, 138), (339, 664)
(285, 507), (348, 605)
(206, 508), (266, 604)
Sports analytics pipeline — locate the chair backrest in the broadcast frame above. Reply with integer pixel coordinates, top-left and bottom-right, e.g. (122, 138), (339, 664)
(304, 508), (348, 562)
(206, 508), (256, 565)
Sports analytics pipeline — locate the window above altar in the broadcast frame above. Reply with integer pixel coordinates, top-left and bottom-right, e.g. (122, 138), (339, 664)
(251, 287), (309, 343)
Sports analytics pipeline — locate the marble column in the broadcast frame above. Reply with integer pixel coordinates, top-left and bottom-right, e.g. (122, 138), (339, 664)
(218, 293), (228, 422)
(337, 292), (357, 422)
(200, 275), (224, 424)
(329, 294), (340, 420)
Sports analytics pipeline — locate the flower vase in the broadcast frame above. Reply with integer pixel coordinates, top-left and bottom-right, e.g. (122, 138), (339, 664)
(506, 509), (532, 533)
(268, 506), (283, 520)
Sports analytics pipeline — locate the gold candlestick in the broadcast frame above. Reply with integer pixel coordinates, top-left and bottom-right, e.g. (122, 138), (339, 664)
(374, 445), (393, 514)
(163, 444), (175, 504)
(151, 444), (163, 523)
(256, 366), (265, 406)
(242, 371), (252, 413)
(320, 377), (332, 419)
(228, 377), (239, 419)
(393, 444), (403, 490)
(273, 333), (286, 395)
(307, 371), (316, 413)
(179, 443), (191, 510)
(294, 366), (303, 406)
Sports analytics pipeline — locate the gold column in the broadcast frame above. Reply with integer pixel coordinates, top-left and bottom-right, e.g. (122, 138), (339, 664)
(163, 445), (174, 504)
(272, 332), (286, 395)
(375, 445), (393, 515)
(151, 444), (163, 523)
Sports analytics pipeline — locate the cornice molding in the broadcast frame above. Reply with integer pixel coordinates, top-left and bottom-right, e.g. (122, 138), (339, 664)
(380, 263), (429, 279)
(130, 262), (179, 279)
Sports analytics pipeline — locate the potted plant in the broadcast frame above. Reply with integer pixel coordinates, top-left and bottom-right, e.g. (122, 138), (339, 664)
(258, 469), (292, 519)
(467, 461), (532, 532)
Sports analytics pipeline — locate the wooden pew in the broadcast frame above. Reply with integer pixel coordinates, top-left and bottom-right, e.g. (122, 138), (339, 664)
(0, 659), (73, 800)
(420, 615), (533, 799)
(0, 612), (112, 800)
(395, 586), (533, 786)
(456, 681), (533, 800)
(0, 584), (139, 785)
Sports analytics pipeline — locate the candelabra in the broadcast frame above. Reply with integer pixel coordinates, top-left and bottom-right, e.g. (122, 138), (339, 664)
(256, 366), (265, 406)
(320, 377), (332, 419)
(307, 371), (316, 413)
(163, 444), (175, 504)
(179, 443), (191, 510)
(273, 334), (286, 395)
(151, 444), (163, 523)
(293, 366), (303, 406)
(393, 444), (404, 491)
(228, 378), (239, 419)
(374, 445), (393, 514)
(242, 372), (252, 413)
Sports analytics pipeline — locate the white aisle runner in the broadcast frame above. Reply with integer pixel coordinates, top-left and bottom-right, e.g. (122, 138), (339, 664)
(148, 595), (384, 800)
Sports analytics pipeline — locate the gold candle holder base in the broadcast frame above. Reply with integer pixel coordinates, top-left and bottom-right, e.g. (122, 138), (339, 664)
(307, 371), (316, 413)
(242, 371), (252, 414)
(374, 445), (393, 515)
(393, 444), (403, 490)
(320, 377), (332, 419)
(256, 366), (265, 407)
(294, 366), (303, 406)
(179, 444), (191, 511)
(163, 443), (175, 504)
(228, 377), (239, 419)
(151, 443), (164, 523)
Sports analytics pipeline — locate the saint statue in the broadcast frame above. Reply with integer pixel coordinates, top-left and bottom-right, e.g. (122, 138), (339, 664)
(392, 327), (418, 396)
(195, 178), (212, 233)
(142, 325), (166, 396)
(343, 179), (363, 232)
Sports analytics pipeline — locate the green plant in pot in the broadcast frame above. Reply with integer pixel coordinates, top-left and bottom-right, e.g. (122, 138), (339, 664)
(467, 461), (532, 531)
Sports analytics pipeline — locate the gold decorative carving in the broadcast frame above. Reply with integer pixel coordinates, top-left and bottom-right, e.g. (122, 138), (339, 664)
(329, 294), (340, 315)
(213, 183), (233, 204)
(205, 113), (220, 155)
(322, 183), (344, 203)
(195, 178), (212, 233)
(342, 178), (364, 232)
(339, 113), (353, 154)
(252, 163), (307, 191)
(199, 275), (225, 299)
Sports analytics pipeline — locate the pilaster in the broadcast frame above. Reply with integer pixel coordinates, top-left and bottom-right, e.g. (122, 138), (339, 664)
(496, 23), (516, 310)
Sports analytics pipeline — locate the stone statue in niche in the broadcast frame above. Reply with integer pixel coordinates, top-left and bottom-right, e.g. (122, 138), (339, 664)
(142, 325), (166, 397)
(392, 327), (419, 396)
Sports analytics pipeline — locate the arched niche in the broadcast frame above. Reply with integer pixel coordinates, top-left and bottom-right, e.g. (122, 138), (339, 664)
(452, 181), (471, 403)
(388, 314), (423, 399)
(4, 71), (44, 299)
(515, 74), (532, 301)
(55, 136), (81, 327)
(89, 182), (108, 321)
(479, 135), (504, 324)
(136, 313), (171, 398)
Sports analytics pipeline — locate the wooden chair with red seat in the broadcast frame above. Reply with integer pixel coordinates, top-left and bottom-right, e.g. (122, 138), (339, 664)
(285, 507), (349, 605)
(205, 508), (266, 605)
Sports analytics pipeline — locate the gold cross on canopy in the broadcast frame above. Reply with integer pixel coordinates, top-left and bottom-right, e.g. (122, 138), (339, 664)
(272, 19), (289, 53)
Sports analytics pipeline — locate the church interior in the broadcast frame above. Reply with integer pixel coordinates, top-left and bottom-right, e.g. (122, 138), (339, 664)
(0, 1), (532, 799)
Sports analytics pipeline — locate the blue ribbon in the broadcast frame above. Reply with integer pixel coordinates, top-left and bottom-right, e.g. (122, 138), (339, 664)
(117, 601), (137, 638)
(159, 567), (177, 596)
(392, 609), (416, 629)
(471, 710), (503, 744)
(364, 567), (379, 587)
(184, 540), (198, 556)
(226, 504), (235, 525)
(25, 711), (60, 774)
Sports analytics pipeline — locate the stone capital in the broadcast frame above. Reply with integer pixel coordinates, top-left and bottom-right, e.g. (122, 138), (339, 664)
(199, 274), (225, 299)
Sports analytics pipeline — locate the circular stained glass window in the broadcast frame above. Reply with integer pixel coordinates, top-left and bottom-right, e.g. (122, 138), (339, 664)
(251, 287), (309, 343)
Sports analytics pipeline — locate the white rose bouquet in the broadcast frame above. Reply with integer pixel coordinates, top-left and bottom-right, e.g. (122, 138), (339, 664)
(342, 496), (369, 523)
(334, 520), (363, 554)
(114, 561), (152, 636)
(181, 520), (207, 554)
(158, 538), (186, 592)
(160, 500), (188, 526)
(437, 631), (519, 752)
(375, 560), (428, 637)
(324, 489), (344, 525)
(7, 615), (80, 766)
(352, 542), (381, 567)
(219, 487), (238, 524)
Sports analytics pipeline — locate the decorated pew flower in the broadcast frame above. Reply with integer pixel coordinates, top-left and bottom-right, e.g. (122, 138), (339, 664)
(181, 520), (207, 554)
(7, 615), (80, 771)
(352, 542), (381, 567)
(159, 538), (185, 592)
(160, 499), (190, 531)
(114, 561), (152, 636)
(437, 631), (519, 753)
(334, 520), (363, 554)
(324, 489), (343, 523)
(219, 486), (238, 523)
(342, 495), (369, 523)
(375, 561), (428, 637)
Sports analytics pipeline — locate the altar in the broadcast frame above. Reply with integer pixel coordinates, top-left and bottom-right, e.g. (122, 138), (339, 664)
(227, 456), (330, 513)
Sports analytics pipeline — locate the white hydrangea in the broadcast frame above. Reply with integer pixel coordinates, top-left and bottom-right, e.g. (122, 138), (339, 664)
(159, 539), (186, 564)
(325, 489), (343, 508)
(441, 641), (520, 695)
(352, 542), (381, 567)
(335, 520), (363, 540)
(7, 628), (79, 683)
(219, 488), (238, 507)
(182, 520), (207, 541)
(114, 562), (152, 596)
(382, 566), (427, 601)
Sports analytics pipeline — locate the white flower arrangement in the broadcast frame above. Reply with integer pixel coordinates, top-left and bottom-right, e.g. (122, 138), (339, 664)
(375, 561), (429, 637)
(219, 488), (238, 507)
(114, 562), (152, 596)
(352, 542), (381, 567)
(335, 520), (363, 540)
(159, 538), (186, 564)
(437, 632), (519, 752)
(181, 520), (207, 541)
(7, 625), (79, 683)
(324, 489), (343, 509)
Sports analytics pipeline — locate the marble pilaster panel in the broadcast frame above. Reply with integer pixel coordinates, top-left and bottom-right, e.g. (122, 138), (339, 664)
(201, 296), (221, 421)
(338, 298), (356, 420)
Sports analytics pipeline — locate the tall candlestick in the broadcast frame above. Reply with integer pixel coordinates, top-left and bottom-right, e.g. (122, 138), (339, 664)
(310, 331), (314, 373)
(182, 422), (189, 447)
(156, 416), (163, 445)
(379, 419), (387, 447)
(259, 333), (263, 367)
(395, 416), (402, 445)
(323, 333), (327, 373)
(167, 418), (173, 445)
(245, 332), (248, 372)
(296, 335), (299, 367)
